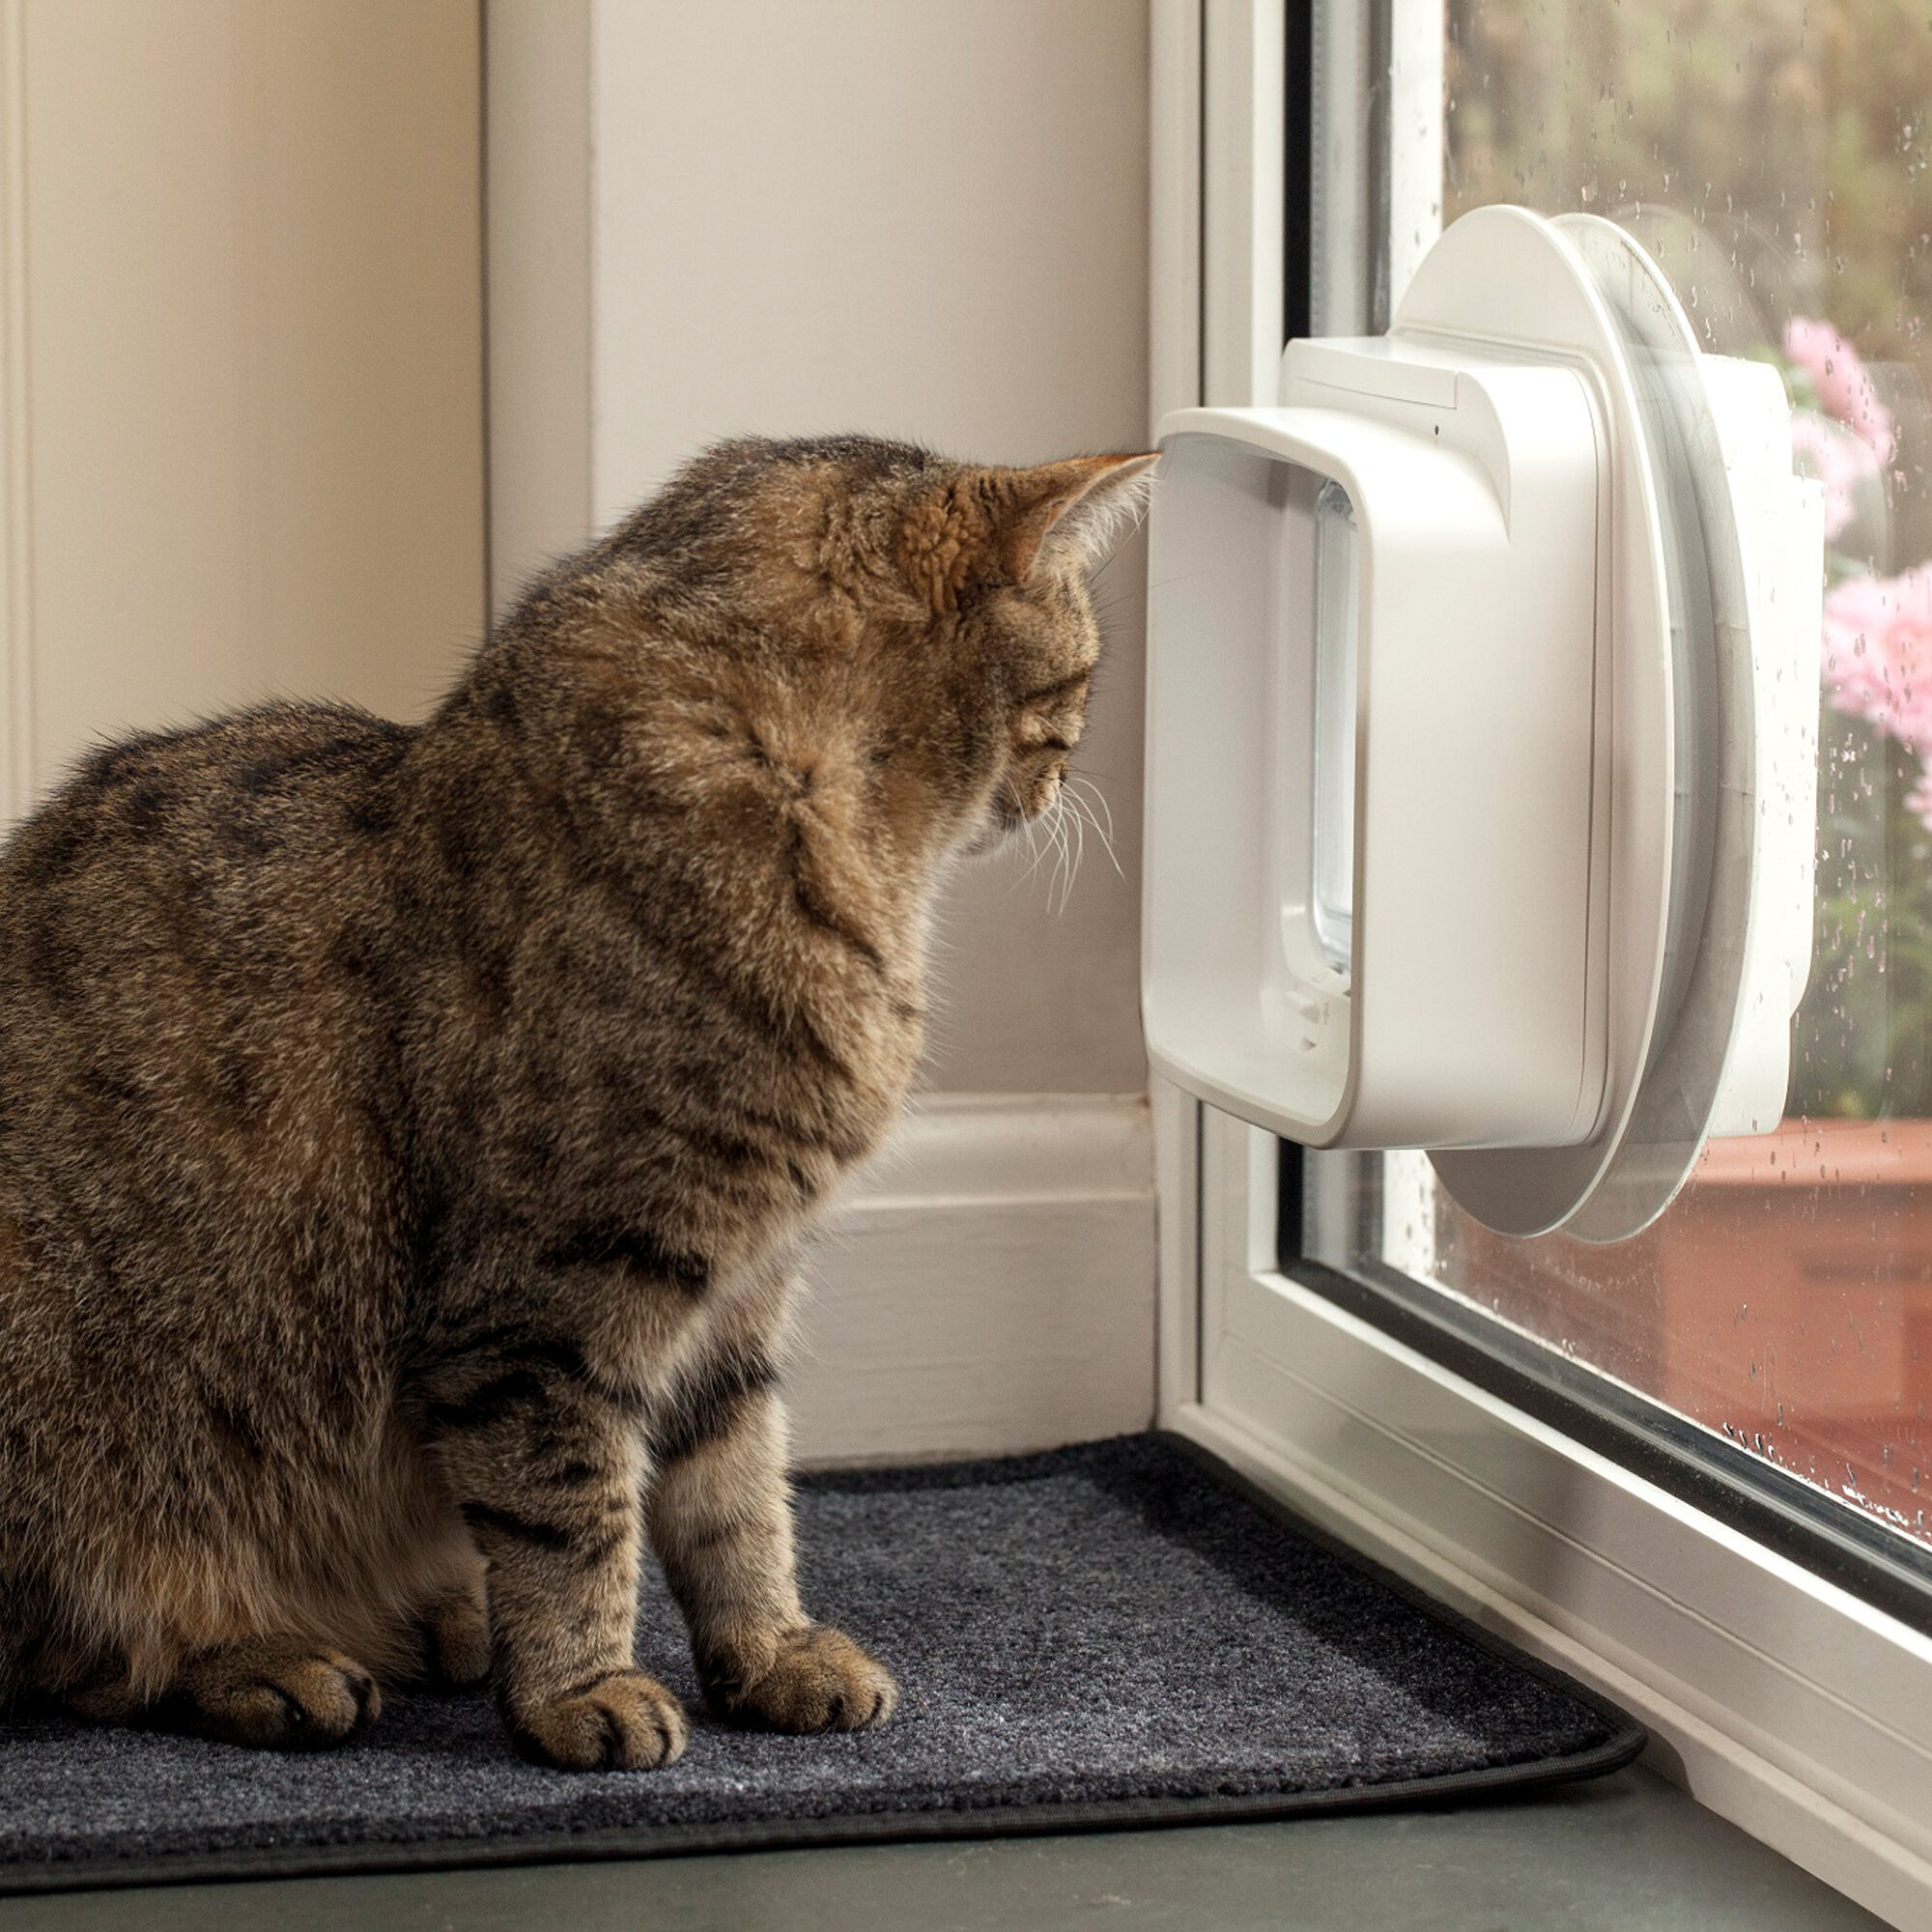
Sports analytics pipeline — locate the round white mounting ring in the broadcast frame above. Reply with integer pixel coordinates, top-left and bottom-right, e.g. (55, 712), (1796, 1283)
(1433, 210), (1818, 1241)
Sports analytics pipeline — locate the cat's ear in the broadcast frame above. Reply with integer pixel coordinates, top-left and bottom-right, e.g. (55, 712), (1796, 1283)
(900, 452), (1159, 611)
(996, 452), (1160, 583)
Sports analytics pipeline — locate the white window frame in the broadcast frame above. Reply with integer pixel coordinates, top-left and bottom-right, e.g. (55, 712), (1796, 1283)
(1149, 6), (1932, 1923)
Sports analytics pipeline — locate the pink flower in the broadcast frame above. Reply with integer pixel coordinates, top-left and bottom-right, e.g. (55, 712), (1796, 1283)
(1821, 566), (1932, 751)
(1789, 408), (1880, 543)
(1785, 317), (1896, 466)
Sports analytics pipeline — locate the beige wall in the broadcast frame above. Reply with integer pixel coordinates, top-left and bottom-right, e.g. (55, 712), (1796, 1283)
(0, 0), (486, 823)
(488, 0), (1151, 1094)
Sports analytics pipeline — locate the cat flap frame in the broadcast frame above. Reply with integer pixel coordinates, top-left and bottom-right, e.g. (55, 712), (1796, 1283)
(1141, 206), (1823, 1242)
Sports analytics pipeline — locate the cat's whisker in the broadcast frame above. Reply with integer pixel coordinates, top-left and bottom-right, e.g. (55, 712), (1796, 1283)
(1049, 792), (1083, 917)
(1071, 790), (1111, 890)
(1015, 813), (1053, 893)
(1065, 777), (1124, 881)
(1039, 798), (1068, 914)
(1067, 772), (1115, 844)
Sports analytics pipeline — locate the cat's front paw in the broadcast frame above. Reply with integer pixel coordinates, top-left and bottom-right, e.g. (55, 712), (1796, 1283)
(707, 1625), (898, 1733)
(508, 1668), (689, 1771)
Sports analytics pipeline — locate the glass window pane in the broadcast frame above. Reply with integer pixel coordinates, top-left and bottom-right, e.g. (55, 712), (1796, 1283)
(1324, 0), (1932, 1557)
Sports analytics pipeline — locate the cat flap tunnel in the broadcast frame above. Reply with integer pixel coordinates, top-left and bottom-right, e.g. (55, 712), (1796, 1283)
(1142, 206), (1826, 1242)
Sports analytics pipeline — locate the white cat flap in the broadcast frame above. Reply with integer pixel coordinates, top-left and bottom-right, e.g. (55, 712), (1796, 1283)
(1141, 206), (1824, 1242)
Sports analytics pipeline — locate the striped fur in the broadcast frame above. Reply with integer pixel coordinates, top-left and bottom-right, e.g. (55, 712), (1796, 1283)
(0, 437), (1154, 1768)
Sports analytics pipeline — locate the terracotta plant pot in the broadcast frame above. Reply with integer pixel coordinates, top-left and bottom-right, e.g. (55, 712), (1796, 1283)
(1447, 1120), (1932, 1547)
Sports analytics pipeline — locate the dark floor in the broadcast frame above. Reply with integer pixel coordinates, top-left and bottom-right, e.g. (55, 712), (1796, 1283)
(0, 1762), (1884, 1931)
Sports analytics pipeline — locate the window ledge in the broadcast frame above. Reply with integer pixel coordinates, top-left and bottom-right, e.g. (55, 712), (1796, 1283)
(1177, 1241), (1932, 1929)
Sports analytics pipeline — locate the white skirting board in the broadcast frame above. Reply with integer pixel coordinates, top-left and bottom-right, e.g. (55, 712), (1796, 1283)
(787, 1093), (1157, 1466)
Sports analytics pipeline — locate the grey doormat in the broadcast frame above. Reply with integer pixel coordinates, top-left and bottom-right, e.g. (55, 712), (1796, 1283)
(0, 1434), (1643, 1894)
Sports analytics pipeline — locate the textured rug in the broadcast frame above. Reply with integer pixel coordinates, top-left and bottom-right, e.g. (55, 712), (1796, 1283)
(0, 1434), (1643, 1893)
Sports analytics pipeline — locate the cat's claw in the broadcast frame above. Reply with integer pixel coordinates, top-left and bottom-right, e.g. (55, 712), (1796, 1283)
(707, 1625), (898, 1733)
(509, 1668), (689, 1772)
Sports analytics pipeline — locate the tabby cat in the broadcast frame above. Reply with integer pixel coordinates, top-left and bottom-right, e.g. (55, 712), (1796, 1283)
(0, 435), (1153, 1769)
